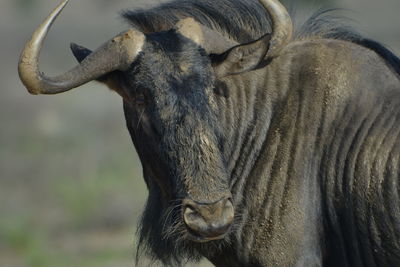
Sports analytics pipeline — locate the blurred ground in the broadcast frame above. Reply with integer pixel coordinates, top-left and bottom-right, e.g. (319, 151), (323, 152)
(1, 0), (399, 266)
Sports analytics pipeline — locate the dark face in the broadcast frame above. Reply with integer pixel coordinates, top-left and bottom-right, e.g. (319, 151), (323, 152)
(120, 30), (234, 243)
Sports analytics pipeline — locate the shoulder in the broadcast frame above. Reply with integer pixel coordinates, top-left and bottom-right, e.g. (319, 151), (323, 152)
(276, 38), (399, 90)
(282, 38), (386, 71)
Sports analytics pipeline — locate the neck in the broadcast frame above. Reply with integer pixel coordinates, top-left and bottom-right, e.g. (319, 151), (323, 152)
(216, 64), (291, 205)
(212, 52), (319, 265)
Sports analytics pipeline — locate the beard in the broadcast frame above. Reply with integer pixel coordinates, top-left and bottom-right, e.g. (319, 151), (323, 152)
(136, 192), (231, 266)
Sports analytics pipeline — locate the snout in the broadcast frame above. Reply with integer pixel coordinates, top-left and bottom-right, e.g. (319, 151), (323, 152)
(183, 198), (234, 242)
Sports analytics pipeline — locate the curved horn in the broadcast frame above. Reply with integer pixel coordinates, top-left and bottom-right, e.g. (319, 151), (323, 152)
(175, 18), (238, 55)
(18, 0), (145, 95)
(259, 0), (293, 58)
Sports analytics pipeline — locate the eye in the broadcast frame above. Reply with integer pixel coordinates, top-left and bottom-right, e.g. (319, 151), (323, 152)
(135, 93), (146, 106)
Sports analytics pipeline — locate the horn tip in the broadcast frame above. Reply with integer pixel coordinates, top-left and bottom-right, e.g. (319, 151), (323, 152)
(61, 0), (70, 7)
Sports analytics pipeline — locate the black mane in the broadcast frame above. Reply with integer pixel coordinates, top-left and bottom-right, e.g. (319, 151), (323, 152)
(298, 9), (400, 76)
(122, 0), (400, 76)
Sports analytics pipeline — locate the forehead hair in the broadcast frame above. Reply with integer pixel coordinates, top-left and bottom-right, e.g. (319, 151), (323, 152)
(133, 30), (211, 77)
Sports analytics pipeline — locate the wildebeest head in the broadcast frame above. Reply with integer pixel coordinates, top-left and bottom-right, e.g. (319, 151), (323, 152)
(120, 22), (236, 242)
(18, 0), (292, 261)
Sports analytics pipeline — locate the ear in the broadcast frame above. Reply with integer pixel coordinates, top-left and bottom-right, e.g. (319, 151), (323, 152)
(70, 43), (126, 96)
(212, 33), (271, 78)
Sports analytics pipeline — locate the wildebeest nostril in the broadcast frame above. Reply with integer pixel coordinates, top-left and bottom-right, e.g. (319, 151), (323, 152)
(183, 198), (234, 240)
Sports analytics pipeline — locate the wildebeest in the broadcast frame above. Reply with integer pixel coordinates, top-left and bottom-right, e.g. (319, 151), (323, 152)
(18, 0), (400, 266)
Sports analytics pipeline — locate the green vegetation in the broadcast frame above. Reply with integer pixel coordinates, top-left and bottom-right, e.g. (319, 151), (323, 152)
(0, 215), (135, 267)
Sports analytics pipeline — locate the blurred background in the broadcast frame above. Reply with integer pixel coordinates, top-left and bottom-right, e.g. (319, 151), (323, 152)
(1, 0), (399, 266)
